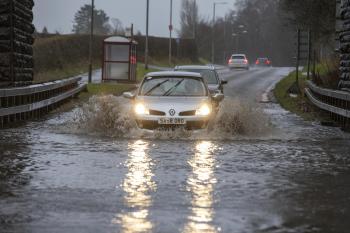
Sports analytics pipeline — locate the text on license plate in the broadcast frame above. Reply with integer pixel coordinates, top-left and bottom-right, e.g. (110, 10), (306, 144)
(158, 118), (186, 125)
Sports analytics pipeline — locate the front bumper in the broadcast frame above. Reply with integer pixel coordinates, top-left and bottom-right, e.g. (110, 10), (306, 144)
(135, 115), (210, 130)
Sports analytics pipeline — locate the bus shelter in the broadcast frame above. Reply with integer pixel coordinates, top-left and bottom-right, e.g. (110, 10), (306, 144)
(102, 36), (137, 83)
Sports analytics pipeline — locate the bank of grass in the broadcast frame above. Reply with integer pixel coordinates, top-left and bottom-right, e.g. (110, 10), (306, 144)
(274, 71), (330, 121)
(81, 64), (158, 97)
(34, 61), (101, 83)
(33, 35), (192, 96)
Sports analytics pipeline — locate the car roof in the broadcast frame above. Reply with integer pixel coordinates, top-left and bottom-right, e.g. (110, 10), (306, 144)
(145, 71), (203, 78)
(231, 54), (246, 56)
(175, 65), (215, 71)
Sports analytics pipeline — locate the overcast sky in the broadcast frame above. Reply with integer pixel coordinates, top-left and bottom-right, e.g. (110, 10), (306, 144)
(33, 0), (235, 37)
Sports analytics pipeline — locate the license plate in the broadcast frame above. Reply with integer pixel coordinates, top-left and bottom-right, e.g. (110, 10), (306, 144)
(158, 118), (186, 125)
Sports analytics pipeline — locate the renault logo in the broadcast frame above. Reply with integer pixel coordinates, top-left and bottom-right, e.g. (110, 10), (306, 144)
(169, 109), (176, 116)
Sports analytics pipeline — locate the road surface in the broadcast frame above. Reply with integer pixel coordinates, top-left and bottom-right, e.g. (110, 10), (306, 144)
(1, 67), (350, 233)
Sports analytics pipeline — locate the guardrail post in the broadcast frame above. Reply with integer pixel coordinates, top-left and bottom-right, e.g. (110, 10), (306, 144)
(307, 29), (311, 80)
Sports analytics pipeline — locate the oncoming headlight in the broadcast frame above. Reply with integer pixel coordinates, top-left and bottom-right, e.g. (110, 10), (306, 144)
(196, 104), (211, 116)
(134, 103), (149, 115)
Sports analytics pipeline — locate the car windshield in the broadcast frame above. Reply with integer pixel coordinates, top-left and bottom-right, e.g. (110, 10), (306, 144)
(232, 55), (245, 59)
(258, 58), (268, 61)
(140, 77), (207, 96)
(178, 69), (218, 84)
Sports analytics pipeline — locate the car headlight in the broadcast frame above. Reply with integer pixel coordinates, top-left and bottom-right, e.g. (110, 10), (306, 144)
(196, 104), (211, 116)
(134, 103), (149, 115)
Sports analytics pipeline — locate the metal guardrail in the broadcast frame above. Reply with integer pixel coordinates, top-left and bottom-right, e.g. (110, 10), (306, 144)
(0, 77), (81, 97)
(306, 80), (350, 128)
(307, 81), (350, 102)
(0, 77), (86, 127)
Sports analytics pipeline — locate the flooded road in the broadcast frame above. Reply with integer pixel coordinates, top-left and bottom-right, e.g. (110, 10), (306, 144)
(1, 68), (350, 233)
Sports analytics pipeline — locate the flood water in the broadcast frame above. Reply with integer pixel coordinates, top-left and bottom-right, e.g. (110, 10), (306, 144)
(1, 68), (350, 233)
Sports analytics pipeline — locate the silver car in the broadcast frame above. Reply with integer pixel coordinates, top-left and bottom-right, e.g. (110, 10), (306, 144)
(174, 65), (227, 94)
(123, 71), (224, 130)
(228, 54), (250, 70)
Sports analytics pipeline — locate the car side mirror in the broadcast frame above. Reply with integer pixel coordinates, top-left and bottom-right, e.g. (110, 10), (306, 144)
(123, 92), (135, 99)
(221, 80), (228, 85)
(212, 93), (224, 102)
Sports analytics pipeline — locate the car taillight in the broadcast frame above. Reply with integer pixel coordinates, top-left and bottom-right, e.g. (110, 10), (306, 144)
(256, 60), (259, 65)
(228, 59), (232, 64)
(266, 60), (271, 65)
(244, 59), (248, 64)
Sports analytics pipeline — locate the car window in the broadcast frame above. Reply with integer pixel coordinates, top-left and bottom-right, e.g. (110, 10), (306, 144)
(140, 77), (207, 96)
(178, 69), (219, 84)
(232, 55), (245, 59)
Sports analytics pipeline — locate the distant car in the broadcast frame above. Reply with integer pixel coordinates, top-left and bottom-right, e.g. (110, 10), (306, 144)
(174, 65), (227, 94)
(123, 71), (224, 131)
(228, 54), (250, 70)
(255, 58), (271, 67)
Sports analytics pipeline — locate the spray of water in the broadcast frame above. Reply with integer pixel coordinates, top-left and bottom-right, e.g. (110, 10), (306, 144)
(72, 95), (137, 137)
(67, 95), (271, 140)
(209, 99), (271, 138)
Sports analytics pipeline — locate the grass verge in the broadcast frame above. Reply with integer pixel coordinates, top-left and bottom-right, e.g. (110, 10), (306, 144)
(274, 71), (330, 121)
(80, 64), (158, 97)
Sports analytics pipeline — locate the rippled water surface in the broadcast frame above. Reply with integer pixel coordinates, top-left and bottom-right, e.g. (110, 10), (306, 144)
(1, 87), (350, 232)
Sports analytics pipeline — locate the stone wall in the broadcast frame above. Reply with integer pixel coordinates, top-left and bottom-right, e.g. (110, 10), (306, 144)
(339, 0), (350, 88)
(0, 0), (35, 86)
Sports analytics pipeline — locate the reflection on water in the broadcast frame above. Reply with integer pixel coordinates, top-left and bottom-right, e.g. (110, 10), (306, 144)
(112, 140), (156, 233)
(184, 141), (218, 233)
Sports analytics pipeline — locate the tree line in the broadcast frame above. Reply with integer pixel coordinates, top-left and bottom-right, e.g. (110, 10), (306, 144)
(180, 0), (337, 66)
(38, 4), (126, 37)
(38, 1), (336, 66)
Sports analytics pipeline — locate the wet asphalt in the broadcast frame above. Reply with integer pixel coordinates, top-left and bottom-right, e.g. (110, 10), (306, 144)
(1, 67), (350, 233)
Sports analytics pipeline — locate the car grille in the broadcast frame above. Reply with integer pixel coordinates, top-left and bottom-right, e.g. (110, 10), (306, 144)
(137, 120), (208, 130)
(149, 109), (166, 116)
(179, 110), (196, 116)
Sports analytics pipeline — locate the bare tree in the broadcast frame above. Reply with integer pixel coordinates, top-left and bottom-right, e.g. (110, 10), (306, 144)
(280, 0), (336, 41)
(109, 18), (125, 35)
(179, 0), (199, 39)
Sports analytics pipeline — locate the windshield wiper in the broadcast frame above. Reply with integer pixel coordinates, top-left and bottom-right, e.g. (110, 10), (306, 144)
(144, 79), (169, 96)
(163, 79), (185, 96)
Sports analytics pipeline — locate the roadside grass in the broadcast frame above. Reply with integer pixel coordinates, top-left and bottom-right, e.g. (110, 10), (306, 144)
(274, 71), (330, 121)
(33, 35), (195, 96)
(34, 61), (101, 84)
(80, 64), (158, 97)
(137, 64), (157, 82)
(86, 83), (136, 95)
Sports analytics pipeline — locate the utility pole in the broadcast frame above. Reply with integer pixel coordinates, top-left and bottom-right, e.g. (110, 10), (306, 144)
(212, 2), (227, 64)
(223, 16), (226, 64)
(307, 29), (311, 80)
(296, 29), (300, 89)
(169, 0), (173, 66)
(193, 0), (197, 40)
(88, 0), (94, 83)
(211, 3), (216, 64)
(145, 0), (149, 70)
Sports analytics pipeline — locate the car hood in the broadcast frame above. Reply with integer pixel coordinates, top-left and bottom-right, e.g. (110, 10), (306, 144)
(136, 96), (210, 116)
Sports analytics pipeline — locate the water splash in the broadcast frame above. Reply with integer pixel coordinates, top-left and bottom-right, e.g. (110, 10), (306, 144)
(209, 99), (271, 138)
(65, 95), (271, 140)
(72, 95), (138, 137)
